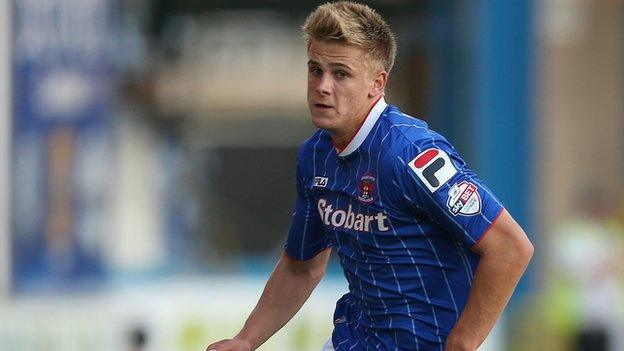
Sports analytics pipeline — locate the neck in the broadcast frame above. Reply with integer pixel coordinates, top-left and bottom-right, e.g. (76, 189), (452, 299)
(332, 96), (382, 151)
(332, 128), (359, 151)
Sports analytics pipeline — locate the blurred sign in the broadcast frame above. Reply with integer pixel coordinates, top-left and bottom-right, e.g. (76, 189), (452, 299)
(154, 12), (308, 117)
(11, 0), (115, 291)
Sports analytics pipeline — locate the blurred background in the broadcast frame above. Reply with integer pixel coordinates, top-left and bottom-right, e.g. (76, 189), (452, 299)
(0, 0), (623, 350)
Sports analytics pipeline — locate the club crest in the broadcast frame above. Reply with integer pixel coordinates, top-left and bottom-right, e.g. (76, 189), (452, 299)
(358, 173), (376, 203)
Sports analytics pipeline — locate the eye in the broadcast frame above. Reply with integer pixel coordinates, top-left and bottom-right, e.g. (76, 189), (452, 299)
(334, 70), (349, 79)
(309, 66), (322, 77)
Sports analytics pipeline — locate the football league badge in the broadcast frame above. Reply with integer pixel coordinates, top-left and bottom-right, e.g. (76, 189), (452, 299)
(446, 181), (481, 216)
(358, 173), (376, 203)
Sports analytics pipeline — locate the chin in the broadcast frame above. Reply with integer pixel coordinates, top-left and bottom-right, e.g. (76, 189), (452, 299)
(310, 114), (337, 131)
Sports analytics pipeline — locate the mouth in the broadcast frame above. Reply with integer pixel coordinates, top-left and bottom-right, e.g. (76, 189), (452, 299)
(313, 103), (333, 110)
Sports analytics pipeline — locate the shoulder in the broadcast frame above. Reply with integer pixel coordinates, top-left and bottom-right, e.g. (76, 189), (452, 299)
(297, 129), (331, 158)
(299, 129), (325, 151)
(295, 129), (332, 175)
(377, 105), (457, 164)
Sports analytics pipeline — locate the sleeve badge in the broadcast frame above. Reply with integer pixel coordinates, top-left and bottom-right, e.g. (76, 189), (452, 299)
(408, 148), (458, 193)
(446, 181), (482, 216)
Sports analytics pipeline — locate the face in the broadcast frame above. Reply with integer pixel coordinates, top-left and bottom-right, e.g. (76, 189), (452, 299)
(307, 40), (386, 136)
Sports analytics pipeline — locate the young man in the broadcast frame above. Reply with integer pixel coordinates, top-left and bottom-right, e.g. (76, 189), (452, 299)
(207, 2), (533, 351)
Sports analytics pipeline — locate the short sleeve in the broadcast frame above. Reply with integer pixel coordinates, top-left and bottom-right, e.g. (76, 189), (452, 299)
(284, 151), (330, 260)
(393, 136), (504, 247)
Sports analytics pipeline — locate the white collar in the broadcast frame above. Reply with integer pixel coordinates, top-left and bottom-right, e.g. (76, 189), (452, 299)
(338, 97), (387, 157)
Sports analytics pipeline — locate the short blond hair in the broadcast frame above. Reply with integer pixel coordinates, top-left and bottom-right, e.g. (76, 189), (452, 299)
(303, 1), (397, 73)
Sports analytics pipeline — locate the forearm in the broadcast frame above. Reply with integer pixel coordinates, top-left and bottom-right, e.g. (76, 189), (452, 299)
(235, 250), (328, 350)
(446, 244), (532, 350)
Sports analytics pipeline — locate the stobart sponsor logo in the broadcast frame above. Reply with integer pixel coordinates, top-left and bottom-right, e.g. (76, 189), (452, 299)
(317, 198), (389, 232)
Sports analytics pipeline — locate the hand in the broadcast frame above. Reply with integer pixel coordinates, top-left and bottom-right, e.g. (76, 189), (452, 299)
(206, 338), (253, 351)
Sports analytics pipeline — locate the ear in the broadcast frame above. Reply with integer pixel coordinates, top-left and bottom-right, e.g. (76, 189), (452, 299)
(369, 70), (388, 98)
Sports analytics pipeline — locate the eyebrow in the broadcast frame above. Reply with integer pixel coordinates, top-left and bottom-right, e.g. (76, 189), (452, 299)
(307, 60), (354, 71)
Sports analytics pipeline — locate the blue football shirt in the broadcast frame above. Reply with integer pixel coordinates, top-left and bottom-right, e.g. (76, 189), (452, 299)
(285, 98), (504, 351)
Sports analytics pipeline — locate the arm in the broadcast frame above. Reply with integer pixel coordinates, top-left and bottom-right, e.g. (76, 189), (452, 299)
(207, 247), (332, 351)
(444, 209), (533, 351)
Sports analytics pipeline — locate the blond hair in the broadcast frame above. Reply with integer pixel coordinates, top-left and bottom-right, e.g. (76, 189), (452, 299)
(303, 1), (397, 73)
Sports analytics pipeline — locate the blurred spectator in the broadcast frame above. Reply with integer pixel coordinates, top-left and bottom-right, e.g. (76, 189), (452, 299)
(545, 188), (624, 351)
(127, 325), (148, 351)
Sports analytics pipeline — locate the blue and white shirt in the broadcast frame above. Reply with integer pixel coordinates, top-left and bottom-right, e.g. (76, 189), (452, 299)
(285, 98), (504, 351)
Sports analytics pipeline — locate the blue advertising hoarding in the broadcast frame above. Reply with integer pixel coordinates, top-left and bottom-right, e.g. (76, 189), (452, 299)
(12, 0), (116, 292)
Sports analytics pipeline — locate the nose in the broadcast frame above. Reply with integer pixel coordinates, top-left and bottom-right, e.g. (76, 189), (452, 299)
(315, 72), (331, 96)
